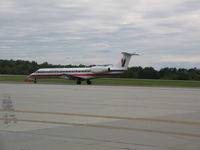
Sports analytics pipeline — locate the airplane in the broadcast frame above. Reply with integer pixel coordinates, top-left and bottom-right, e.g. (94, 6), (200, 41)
(28, 52), (138, 84)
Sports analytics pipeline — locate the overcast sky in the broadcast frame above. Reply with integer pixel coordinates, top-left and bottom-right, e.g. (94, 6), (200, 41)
(0, 0), (200, 69)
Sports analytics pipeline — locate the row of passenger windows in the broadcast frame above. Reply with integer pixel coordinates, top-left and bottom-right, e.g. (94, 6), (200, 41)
(36, 70), (91, 73)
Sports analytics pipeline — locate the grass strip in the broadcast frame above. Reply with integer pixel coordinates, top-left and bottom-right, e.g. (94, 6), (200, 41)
(0, 75), (200, 87)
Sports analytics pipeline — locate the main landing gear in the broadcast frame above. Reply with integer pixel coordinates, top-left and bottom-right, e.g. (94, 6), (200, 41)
(76, 79), (81, 85)
(87, 80), (92, 85)
(76, 79), (92, 85)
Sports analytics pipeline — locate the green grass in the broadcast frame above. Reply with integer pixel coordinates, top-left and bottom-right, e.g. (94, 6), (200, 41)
(0, 75), (74, 84)
(93, 78), (200, 87)
(0, 75), (200, 87)
(0, 75), (26, 82)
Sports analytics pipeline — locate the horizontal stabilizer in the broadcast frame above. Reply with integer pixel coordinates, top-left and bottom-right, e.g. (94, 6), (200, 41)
(121, 52), (139, 56)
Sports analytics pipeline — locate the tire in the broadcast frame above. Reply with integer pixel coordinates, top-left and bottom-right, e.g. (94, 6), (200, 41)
(87, 80), (92, 85)
(76, 80), (81, 85)
(34, 78), (37, 84)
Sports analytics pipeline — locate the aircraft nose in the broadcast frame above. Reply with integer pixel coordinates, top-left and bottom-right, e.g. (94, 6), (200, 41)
(27, 74), (33, 79)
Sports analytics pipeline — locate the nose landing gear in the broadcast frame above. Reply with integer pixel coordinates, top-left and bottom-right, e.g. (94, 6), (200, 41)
(33, 78), (37, 84)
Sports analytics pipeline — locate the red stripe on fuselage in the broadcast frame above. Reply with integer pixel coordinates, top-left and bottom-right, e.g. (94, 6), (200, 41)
(72, 73), (121, 77)
(29, 73), (121, 78)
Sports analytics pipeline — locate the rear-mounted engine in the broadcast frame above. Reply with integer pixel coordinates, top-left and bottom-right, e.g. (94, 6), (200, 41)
(91, 66), (110, 73)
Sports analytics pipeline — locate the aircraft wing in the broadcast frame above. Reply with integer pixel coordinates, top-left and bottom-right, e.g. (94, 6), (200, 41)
(60, 74), (82, 80)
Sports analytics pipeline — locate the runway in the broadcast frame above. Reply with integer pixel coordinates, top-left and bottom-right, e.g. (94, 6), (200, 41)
(0, 83), (200, 150)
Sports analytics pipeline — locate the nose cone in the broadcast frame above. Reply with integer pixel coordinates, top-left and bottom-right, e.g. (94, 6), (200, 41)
(27, 73), (33, 79)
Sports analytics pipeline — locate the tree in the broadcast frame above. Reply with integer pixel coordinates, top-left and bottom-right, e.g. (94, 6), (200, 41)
(0, 59), (200, 81)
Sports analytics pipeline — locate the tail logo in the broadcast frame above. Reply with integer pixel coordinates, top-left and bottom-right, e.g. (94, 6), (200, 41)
(121, 58), (126, 67)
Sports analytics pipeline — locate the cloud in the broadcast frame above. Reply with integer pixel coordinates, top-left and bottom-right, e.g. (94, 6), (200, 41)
(0, 1), (16, 13)
(88, 43), (112, 51)
(0, 0), (200, 68)
(160, 56), (200, 63)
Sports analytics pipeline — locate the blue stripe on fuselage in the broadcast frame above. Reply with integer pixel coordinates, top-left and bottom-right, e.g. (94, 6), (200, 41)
(110, 70), (125, 72)
(34, 69), (124, 74)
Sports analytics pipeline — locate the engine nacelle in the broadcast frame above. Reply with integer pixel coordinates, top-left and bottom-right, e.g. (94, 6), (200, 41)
(91, 66), (110, 73)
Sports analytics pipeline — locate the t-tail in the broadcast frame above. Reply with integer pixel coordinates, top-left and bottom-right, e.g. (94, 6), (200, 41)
(114, 52), (139, 69)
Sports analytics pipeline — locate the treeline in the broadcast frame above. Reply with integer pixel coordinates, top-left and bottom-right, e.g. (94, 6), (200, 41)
(0, 59), (85, 75)
(121, 67), (200, 81)
(0, 59), (200, 81)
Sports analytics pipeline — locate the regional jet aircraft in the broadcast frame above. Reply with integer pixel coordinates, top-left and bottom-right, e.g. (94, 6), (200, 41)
(28, 52), (138, 84)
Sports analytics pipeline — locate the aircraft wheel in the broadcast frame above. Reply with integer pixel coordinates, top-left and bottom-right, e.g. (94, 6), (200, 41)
(76, 79), (81, 85)
(87, 80), (92, 85)
(34, 78), (37, 84)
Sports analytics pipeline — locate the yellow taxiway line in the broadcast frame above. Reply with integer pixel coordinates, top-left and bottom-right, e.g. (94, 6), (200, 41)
(0, 109), (200, 126)
(0, 118), (200, 138)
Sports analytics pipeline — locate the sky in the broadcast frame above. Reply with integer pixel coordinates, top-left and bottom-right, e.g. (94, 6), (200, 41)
(0, 0), (200, 69)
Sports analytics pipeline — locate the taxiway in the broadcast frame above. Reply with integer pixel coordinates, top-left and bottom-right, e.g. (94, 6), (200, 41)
(0, 83), (200, 150)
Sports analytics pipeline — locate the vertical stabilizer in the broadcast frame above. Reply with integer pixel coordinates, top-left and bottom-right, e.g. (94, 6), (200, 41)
(114, 52), (138, 69)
